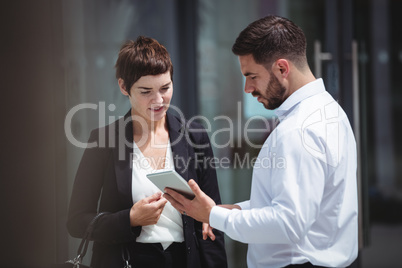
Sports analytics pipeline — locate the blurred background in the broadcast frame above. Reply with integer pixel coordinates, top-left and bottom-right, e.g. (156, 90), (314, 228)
(1, 0), (401, 267)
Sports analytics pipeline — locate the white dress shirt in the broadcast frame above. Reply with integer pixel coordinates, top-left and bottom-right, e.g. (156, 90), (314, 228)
(210, 79), (358, 268)
(131, 141), (184, 250)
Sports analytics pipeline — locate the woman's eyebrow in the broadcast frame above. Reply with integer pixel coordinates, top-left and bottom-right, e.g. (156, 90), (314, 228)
(161, 82), (172, 87)
(137, 82), (171, 90)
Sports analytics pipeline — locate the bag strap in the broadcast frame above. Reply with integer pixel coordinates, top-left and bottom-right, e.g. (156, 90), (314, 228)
(67, 212), (131, 267)
(122, 245), (131, 268)
(76, 212), (108, 261)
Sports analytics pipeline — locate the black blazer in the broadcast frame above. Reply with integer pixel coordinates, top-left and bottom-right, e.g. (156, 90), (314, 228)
(67, 110), (227, 268)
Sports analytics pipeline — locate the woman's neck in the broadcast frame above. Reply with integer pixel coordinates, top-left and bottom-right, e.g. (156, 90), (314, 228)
(131, 114), (167, 137)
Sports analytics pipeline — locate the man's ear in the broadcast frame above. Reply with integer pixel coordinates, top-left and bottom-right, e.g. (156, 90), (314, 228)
(118, 78), (130, 96)
(272, 59), (290, 80)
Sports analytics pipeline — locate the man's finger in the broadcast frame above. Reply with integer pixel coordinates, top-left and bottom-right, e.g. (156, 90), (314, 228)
(208, 227), (215, 241)
(164, 187), (188, 204)
(202, 222), (209, 240)
(202, 223), (209, 240)
(188, 179), (203, 197)
(164, 193), (185, 212)
(208, 228), (216, 241)
(202, 223), (216, 241)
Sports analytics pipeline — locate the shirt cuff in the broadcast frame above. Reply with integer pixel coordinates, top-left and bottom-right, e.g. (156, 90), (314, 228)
(235, 200), (250, 210)
(209, 206), (232, 232)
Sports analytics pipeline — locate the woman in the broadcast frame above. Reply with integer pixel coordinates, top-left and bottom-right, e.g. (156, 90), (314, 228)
(67, 36), (227, 268)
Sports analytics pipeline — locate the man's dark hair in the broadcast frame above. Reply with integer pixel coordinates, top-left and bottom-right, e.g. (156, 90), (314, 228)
(232, 15), (307, 70)
(115, 36), (173, 94)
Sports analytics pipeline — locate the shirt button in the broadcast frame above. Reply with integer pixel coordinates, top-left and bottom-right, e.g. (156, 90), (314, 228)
(187, 246), (191, 254)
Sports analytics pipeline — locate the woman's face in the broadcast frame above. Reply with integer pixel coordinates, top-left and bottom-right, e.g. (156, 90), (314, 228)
(120, 72), (173, 123)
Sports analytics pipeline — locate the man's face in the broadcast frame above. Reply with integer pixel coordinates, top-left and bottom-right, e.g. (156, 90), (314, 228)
(239, 54), (287, 110)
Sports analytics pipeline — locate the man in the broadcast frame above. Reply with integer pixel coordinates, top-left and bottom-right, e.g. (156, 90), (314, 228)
(165, 15), (358, 268)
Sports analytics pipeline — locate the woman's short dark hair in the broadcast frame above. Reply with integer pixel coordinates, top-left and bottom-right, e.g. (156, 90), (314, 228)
(232, 15), (307, 70)
(115, 36), (173, 94)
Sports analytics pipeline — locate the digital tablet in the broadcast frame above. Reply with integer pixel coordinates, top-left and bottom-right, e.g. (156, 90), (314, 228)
(146, 170), (195, 199)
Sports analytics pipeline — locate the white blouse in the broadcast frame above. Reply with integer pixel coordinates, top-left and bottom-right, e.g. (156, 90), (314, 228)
(131, 141), (184, 250)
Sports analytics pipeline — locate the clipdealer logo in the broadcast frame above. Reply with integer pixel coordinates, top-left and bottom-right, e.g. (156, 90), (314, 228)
(64, 100), (342, 169)
(63, 101), (280, 167)
(301, 100), (341, 168)
(64, 101), (277, 150)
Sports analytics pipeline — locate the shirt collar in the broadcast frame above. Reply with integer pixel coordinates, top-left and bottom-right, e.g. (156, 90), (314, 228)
(274, 78), (325, 121)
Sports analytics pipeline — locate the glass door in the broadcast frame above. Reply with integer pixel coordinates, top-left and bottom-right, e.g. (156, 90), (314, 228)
(354, 0), (402, 267)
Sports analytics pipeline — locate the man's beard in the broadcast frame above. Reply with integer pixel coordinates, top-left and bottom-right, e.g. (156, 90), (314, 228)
(254, 74), (287, 110)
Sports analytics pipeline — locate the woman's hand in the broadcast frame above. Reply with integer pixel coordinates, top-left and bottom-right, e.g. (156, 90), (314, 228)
(130, 192), (167, 227)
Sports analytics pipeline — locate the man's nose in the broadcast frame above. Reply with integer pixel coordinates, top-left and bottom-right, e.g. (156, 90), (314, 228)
(244, 81), (255, 94)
